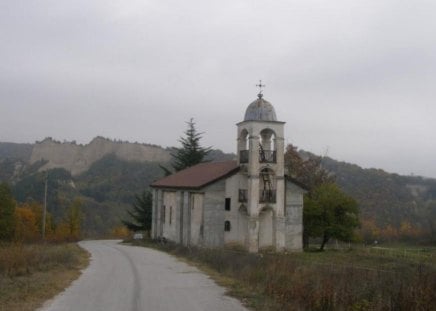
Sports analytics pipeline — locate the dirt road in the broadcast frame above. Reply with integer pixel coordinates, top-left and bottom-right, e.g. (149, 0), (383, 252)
(40, 240), (248, 311)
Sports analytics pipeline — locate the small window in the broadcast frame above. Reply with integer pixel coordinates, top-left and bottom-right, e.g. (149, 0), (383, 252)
(238, 189), (247, 203)
(162, 205), (166, 223)
(225, 198), (231, 211)
(169, 206), (172, 225)
(224, 221), (231, 232)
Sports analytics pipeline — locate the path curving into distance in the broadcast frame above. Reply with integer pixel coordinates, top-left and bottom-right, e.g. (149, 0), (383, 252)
(39, 240), (248, 311)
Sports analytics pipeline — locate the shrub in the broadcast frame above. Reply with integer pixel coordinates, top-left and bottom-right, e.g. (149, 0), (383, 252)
(0, 242), (83, 277)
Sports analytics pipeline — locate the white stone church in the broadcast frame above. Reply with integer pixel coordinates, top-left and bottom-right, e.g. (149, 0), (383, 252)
(151, 92), (306, 252)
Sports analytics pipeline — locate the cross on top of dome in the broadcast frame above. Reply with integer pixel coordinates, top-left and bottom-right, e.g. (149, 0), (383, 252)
(256, 80), (265, 99)
(243, 81), (277, 121)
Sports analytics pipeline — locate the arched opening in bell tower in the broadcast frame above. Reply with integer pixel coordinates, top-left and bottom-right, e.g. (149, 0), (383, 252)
(259, 167), (276, 203)
(259, 128), (276, 163)
(239, 129), (249, 163)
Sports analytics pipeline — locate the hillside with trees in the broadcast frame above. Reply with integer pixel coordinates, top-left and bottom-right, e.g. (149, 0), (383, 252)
(0, 135), (232, 237)
(1, 138), (435, 242)
(296, 148), (436, 243)
(0, 142), (33, 161)
(1, 156), (166, 237)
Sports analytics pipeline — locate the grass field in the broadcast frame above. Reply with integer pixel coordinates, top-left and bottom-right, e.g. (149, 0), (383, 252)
(0, 242), (89, 311)
(132, 240), (436, 311)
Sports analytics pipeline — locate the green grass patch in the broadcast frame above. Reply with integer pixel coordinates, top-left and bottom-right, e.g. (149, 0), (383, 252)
(0, 242), (89, 311)
(130, 239), (436, 311)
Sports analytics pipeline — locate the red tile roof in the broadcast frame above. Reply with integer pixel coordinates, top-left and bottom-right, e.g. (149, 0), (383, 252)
(151, 161), (239, 189)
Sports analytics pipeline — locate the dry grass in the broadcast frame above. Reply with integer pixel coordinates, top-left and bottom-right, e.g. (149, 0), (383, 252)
(132, 239), (436, 311)
(0, 242), (89, 311)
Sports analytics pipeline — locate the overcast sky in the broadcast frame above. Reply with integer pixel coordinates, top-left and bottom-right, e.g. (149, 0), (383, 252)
(1, 0), (435, 178)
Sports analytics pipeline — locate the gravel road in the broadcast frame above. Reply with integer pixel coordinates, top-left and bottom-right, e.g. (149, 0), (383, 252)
(39, 240), (248, 311)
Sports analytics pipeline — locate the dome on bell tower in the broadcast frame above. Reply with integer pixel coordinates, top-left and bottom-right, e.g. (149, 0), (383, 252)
(244, 93), (277, 122)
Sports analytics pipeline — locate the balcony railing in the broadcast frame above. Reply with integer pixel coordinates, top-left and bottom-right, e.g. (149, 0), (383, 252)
(240, 149), (276, 163)
(259, 189), (276, 203)
(239, 189), (248, 203)
(259, 150), (276, 163)
(240, 150), (249, 163)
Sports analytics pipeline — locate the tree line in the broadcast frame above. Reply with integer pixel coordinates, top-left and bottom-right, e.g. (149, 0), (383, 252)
(0, 182), (83, 243)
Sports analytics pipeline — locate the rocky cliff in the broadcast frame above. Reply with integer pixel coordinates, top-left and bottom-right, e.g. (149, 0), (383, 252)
(29, 137), (171, 175)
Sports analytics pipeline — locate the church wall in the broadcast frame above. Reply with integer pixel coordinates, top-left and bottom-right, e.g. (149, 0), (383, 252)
(174, 190), (186, 245)
(181, 191), (190, 246)
(162, 191), (178, 241)
(151, 189), (157, 239)
(151, 189), (164, 239)
(284, 182), (304, 251)
(152, 175), (304, 252)
(286, 183), (304, 205)
(189, 192), (204, 246)
(223, 174), (246, 245)
(259, 208), (274, 248)
(202, 180), (226, 247)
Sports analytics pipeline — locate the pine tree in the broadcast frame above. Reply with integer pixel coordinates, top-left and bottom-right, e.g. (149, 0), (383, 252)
(171, 118), (211, 172)
(122, 190), (152, 233)
(0, 182), (16, 241)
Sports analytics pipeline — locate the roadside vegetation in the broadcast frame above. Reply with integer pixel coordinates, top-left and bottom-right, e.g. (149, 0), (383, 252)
(0, 242), (88, 311)
(132, 239), (435, 311)
(0, 182), (84, 243)
(0, 182), (89, 311)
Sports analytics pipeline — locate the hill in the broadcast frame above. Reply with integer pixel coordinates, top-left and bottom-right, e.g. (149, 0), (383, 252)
(0, 142), (33, 161)
(0, 138), (435, 241)
(319, 154), (436, 242)
(29, 137), (171, 175)
(0, 137), (235, 236)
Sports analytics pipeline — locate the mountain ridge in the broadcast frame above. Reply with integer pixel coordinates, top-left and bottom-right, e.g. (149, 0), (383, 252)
(29, 137), (172, 175)
(1, 137), (435, 241)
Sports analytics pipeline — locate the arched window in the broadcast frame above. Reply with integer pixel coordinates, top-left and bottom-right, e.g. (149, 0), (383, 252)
(239, 129), (249, 163)
(259, 168), (276, 203)
(224, 221), (231, 232)
(239, 129), (249, 150)
(259, 129), (276, 163)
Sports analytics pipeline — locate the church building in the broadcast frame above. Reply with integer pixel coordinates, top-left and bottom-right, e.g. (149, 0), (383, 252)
(150, 91), (305, 252)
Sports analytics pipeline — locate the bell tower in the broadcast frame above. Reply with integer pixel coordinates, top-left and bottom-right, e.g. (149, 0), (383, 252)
(237, 85), (286, 252)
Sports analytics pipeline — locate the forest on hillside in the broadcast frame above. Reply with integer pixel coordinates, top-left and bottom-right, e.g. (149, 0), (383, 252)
(320, 154), (436, 243)
(0, 141), (435, 242)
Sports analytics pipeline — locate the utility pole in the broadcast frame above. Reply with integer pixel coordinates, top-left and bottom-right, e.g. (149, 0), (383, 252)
(42, 171), (48, 241)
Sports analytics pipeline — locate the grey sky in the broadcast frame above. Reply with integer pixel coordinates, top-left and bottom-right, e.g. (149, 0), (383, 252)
(1, 0), (435, 177)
